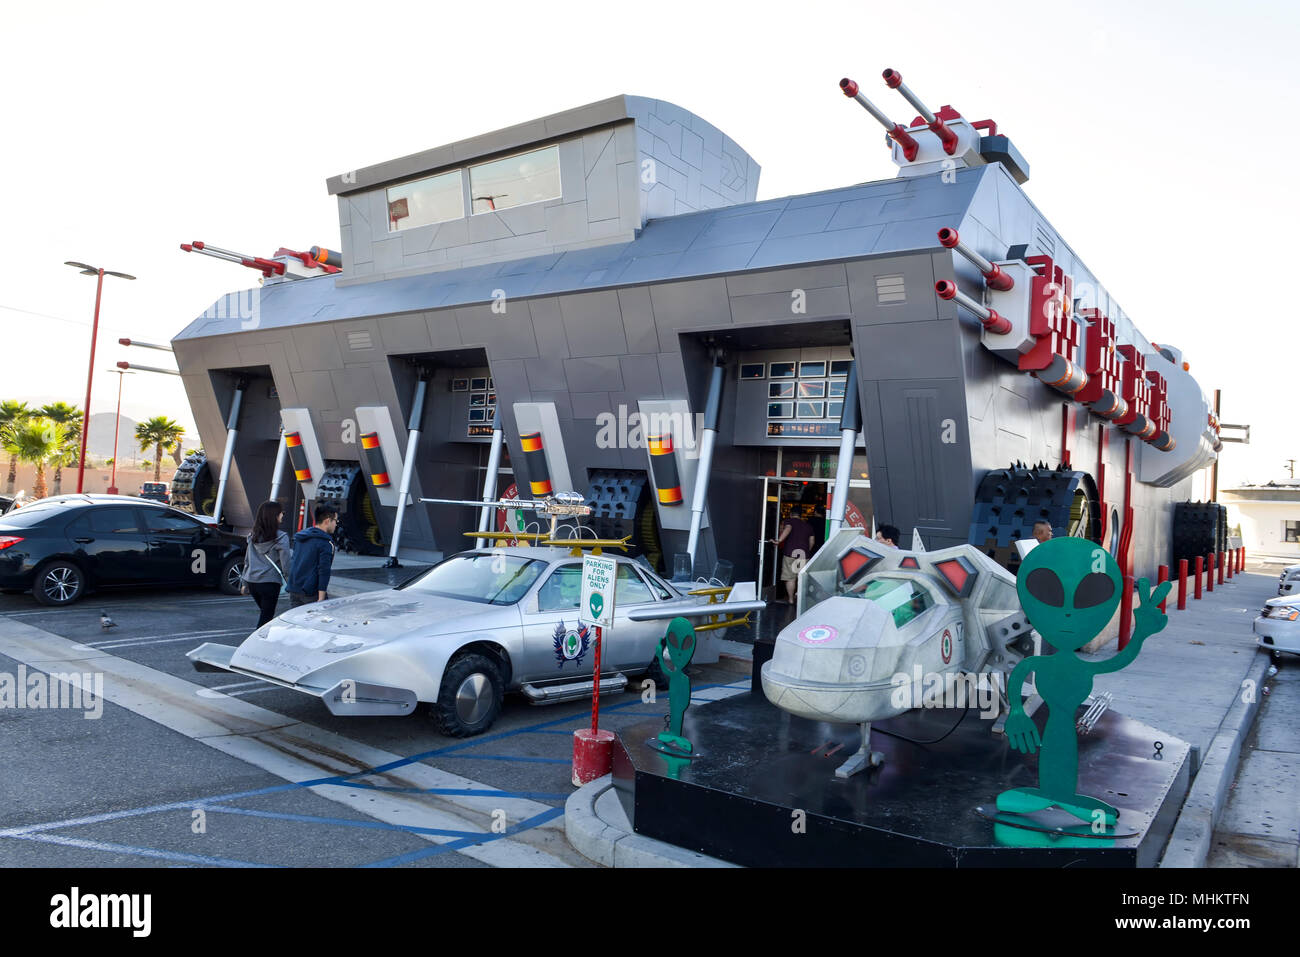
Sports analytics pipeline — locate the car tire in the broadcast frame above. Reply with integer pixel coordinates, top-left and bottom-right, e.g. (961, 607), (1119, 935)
(32, 560), (86, 607)
(218, 556), (244, 596)
(645, 653), (669, 691)
(430, 653), (504, 737)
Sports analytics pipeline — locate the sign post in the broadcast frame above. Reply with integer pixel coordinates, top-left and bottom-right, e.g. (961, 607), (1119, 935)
(572, 554), (618, 786)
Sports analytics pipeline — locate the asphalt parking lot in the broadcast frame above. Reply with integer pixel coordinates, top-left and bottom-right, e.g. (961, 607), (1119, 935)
(0, 583), (751, 867)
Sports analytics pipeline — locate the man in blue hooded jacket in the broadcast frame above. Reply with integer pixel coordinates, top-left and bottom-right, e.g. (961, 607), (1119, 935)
(288, 505), (339, 607)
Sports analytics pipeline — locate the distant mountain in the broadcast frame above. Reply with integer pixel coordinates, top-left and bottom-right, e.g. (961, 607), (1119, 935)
(84, 413), (195, 464)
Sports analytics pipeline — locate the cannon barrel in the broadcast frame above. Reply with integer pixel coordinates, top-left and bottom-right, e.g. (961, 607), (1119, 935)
(840, 77), (919, 161)
(882, 68), (958, 155)
(937, 227), (1013, 291)
(310, 246), (342, 268)
(935, 280), (1011, 334)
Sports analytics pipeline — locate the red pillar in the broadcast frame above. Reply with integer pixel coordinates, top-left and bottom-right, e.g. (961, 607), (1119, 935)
(1157, 564), (1169, 613)
(1225, 550), (1233, 580)
(1207, 552), (1215, 593)
(1194, 556), (1203, 599)
(1177, 559), (1188, 610)
(1217, 551), (1225, 585)
(1118, 575), (1135, 651)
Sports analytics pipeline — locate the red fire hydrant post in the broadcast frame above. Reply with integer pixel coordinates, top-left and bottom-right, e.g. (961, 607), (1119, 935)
(1207, 552), (1215, 593)
(1157, 565), (1169, 613)
(1118, 575), (1135, 650)
(1194, 556), (1203, 600)
(1177, 559), (1188, 610)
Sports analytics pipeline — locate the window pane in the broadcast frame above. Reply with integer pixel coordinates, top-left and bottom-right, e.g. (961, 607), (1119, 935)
(387, 170), (464, 232)
(144, 510), (199, 533)
(614, 564), (654, 605)
(470, 146), (561, 214)
(538, 565), (582, 611)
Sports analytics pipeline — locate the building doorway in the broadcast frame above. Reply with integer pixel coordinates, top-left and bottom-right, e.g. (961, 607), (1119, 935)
(757, 471), (872, 602)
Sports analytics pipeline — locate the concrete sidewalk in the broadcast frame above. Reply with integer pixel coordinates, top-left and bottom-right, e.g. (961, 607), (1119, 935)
(1088, 570), (1273, 766)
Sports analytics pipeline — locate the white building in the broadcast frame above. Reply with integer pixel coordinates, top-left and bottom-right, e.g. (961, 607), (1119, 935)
(1221, 481), (1300, 565)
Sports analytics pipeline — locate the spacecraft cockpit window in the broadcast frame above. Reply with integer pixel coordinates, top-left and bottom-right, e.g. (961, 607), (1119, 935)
(842, 576), (936, 628)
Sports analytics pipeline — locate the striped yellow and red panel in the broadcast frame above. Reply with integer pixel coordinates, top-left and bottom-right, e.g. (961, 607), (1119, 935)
(285, 431), (312, 482)
(648, 433), (682, 505)
(519, 431), (553, 496)
(359, 432), (391, 488)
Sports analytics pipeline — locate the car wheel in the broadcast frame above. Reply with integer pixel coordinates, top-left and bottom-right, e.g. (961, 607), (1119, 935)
(645, 653), (669, 691)
(430, 653), (504, 737)
(33, 561), (86, 607)
(218, 556), (244, 596)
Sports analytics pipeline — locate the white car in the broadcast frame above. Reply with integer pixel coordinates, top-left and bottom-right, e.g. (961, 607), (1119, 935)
(1254, 595), (1300, 656)
(1277, 564), (1300, 597)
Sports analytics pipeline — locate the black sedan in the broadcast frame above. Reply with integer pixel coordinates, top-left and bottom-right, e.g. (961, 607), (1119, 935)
(0, 495), (246, 606)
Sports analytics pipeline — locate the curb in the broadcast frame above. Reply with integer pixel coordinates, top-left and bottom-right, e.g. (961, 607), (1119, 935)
(1159, 649), (1274, 867)
(564, 774), (736, 868)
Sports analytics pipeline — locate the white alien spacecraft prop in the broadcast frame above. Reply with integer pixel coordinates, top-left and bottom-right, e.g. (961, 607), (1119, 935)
(761, 528), (1036, 778)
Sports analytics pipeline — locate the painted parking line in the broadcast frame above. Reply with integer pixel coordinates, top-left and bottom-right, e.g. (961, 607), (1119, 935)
(85, 629), (248, 650)
(4, 831), (272, 868)
(0, 617), (586, 868)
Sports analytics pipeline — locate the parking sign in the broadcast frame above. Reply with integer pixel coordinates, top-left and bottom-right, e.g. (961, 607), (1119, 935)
(580, 555), (617, 629)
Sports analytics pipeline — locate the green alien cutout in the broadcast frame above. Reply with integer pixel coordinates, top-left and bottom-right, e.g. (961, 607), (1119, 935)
(647, 617), (698, 759)
(998, 537), (1172, 828)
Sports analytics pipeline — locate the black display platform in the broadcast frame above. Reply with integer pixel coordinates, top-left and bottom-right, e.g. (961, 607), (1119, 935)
(613, 691), (1191, 867)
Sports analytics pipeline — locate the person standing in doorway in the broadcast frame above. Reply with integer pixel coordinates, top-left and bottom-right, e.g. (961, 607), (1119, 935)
(243, 501), (291, 626)
(288, 505), (339, 608)
(770, 510), (815, 604)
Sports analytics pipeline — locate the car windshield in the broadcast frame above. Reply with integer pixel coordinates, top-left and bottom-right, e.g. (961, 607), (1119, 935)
(841, 576), (935, 628)
(399, 553), (546, 605)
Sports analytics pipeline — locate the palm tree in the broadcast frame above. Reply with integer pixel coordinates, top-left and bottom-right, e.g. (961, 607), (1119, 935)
(1, 400), (31, 494)
(40, 402), (83, 495)
(135, 416), (186, 481)
(2, 417), (67, 499)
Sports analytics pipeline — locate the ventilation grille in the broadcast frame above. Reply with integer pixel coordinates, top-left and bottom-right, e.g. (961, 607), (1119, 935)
(346, 330), (373, 350)
(1034, 223), (1055, 257)
(876, 274), (906, 305)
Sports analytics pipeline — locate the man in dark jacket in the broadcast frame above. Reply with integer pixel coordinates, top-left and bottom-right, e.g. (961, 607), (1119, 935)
(288, 505), (339, 607)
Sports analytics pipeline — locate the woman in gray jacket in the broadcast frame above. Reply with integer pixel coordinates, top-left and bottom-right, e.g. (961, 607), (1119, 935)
(244, 501), (291, 626)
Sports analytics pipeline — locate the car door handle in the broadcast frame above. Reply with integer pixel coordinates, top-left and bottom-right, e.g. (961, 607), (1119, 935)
(74, 537), (94, 544)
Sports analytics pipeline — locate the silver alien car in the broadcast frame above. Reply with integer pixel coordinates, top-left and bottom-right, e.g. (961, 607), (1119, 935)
(188, 547), (760, 736)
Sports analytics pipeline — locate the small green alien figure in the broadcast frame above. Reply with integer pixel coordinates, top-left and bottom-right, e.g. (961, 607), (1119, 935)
(999, 537), (1172, 827)
(647, 617), (697, 759)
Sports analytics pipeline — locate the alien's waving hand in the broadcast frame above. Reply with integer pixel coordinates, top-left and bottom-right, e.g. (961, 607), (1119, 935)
(998, 538), (1172, 826)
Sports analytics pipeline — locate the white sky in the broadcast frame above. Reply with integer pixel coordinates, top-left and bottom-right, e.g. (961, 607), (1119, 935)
(1, 0), (1295, 485)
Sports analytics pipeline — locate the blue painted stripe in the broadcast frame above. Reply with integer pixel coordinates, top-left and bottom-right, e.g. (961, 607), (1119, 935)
(440, 754), (570, 765)
(359, 806), (566, 868)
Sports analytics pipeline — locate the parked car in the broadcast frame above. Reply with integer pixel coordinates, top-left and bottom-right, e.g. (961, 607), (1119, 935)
(0, 494), (246, 606)
(1253, 594), (1300, 658)
(139, 482), (170, 504)
(1278, 563), (1300, 597)
(188, 547), (761, 737)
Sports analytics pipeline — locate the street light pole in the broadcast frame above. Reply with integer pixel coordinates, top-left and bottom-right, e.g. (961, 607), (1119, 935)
(104, 368), (134, 495)
(65, 261), (135, 494)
